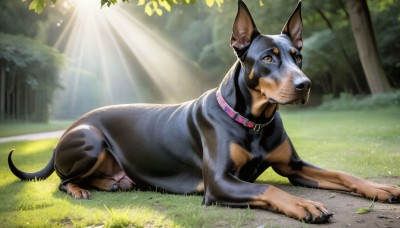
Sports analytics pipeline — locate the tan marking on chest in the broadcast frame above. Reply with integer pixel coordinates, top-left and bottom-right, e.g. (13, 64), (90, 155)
(290, 48), (296, 55)
(249, 85), (277, 118)
(230, 143), (253, 169)
(265, 138), (291, 164)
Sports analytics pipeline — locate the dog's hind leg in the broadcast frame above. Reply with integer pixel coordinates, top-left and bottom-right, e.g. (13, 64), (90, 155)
(54, 125), (109, 199)
(85, 151), (135, 192)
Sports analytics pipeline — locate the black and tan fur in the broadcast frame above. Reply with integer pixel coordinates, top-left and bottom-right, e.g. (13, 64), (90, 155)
(8, 0), (400, 223)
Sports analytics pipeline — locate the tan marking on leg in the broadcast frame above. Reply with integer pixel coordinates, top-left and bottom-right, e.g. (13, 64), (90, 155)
(89, 178), (118, 191)
(82, 151), (135, 192)
(265, 138), (291, 164)
(290, 48), (296, 55)
(250, 185), (330, 222)
(196, 181), (205, 193)
(81, 150), (107, 178)
(299, 168), (400, 201)
(230, 143), (253, 169)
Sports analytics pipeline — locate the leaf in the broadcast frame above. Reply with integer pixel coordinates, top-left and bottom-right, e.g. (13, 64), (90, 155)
(155, 8), (163, 16)
(355, 197), (375, 214)
(215, 0), (223, 7)
(259, 0), (264, 7)
(152, 1), (163, 16)
(205, 0), (214, 7)
(138, 0), (145, 5)
(28, 0), (46, 14)
(144, 2), (154, 16)
(159, 0), (171, 12)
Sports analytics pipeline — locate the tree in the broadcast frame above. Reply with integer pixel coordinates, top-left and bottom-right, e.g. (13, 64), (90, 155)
(23, 0), (398, 96)
(0, 33), (64, 121)
(347, 0), (391, 94)
(24, 0), (225, 15)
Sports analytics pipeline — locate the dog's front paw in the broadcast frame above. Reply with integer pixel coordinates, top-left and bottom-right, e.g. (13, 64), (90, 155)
(258, 186), (333, 223)
(355, 181), (400, 203)
(292, 198), (333, 224)
(70, 188), (91, 199)
(66, 183), (91, 199)
(375, 184), (400, 203)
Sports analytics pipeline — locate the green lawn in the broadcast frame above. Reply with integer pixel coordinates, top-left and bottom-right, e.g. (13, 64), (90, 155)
(0, 108), (399, 227)
(0, 120), (72, 137)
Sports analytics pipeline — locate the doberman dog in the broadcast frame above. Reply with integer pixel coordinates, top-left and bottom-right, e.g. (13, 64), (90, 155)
(8, 0), (400, 223)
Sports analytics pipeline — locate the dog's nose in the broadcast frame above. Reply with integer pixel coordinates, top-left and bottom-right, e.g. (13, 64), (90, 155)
(293, 77), (311, 90)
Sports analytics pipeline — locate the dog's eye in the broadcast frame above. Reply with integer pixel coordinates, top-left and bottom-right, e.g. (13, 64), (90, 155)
(263, 56), (274, 63)
(295, 55), (302, 64)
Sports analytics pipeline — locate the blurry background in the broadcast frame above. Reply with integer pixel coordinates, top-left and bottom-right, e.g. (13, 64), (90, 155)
(0, 0), (399, 122)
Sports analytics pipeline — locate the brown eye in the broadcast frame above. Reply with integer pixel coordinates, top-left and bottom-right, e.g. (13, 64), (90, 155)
(263, 56), (273, 63)
(295, 55), (302, 64)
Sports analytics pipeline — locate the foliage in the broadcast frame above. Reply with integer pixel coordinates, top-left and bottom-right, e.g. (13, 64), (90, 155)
(355, 198), (375, 214)
(0, 1), (48, 37)
(154, 0), (400, 94)
(22, 0), (56, 14)
(24, 0), (228, 15)
(0, 33), (63, 68)
(318, 90), (400, 111)
(0, 33), (64, 121)
(17, 0), (400, 107)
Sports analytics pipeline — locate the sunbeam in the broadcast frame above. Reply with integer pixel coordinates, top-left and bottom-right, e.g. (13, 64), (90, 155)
(74, 0), (102, 13)
(53, 1), (208, 119)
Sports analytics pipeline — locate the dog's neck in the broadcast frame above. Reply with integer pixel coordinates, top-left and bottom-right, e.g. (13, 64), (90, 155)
(219, 61), (277, 123)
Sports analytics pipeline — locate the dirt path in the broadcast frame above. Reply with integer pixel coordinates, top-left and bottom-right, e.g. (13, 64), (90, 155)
(0, 130), (64, 143)
(240, 177), (400, 228)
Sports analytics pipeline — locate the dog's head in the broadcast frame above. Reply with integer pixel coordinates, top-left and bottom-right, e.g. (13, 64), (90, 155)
(231, 0), (311, 105)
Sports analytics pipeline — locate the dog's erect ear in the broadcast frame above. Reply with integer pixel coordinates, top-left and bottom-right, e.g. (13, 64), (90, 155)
(281, 1), (303, 50)
(231, 0), (260, 57)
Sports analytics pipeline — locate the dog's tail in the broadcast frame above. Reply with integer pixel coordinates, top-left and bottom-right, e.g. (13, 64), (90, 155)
(8, 149), (55, 181)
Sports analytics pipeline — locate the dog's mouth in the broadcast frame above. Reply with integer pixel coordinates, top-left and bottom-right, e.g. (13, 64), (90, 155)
(268, 98), (307, 105)
(268, 90), (310, 105)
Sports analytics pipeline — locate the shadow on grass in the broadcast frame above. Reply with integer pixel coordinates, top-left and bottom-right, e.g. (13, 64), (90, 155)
(49, 186), (255, 227)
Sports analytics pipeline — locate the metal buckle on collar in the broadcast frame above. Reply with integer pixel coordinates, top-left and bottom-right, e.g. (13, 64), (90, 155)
(253, 124), (262, 132)
(252, 115), (276, 132)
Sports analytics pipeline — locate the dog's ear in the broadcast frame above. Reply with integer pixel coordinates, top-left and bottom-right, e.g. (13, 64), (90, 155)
(231, 0), (260, 57)
(281, 1), (303, 50)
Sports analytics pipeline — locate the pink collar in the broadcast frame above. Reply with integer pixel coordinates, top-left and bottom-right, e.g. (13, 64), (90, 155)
(216, 88), (275, 132)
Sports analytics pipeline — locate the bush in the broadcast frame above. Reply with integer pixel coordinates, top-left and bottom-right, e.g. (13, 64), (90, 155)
(318, 90), (400, 111)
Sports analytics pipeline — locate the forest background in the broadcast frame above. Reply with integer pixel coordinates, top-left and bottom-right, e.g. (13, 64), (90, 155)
(0, 0), (399, 122)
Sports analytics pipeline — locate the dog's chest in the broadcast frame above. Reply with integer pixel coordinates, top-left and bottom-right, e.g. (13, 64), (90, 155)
(232, 131), (280, 182)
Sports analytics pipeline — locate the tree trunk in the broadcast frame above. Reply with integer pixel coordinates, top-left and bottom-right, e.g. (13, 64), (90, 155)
(347, 0), (391, 94)
(0, 66), (5, 120)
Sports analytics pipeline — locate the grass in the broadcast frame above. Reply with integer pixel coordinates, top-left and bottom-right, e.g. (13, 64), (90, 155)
(0, 120), (72, 137)
(318, 90), (400, 111)
(0, 108), (399, 227)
